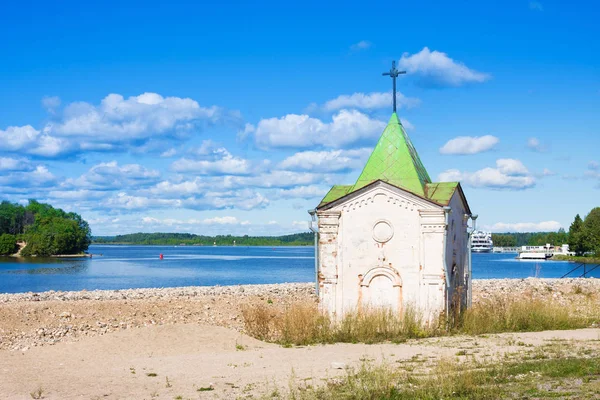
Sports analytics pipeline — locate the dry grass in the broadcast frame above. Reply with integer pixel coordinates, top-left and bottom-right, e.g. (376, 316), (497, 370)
(458, 297), (597, 335)
(242, 297), (600, 346)
(242, 302), (440, 346)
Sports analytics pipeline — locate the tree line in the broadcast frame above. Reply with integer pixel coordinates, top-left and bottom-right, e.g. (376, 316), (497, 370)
(0, 200), (92, 256)
(93, 232), (314, 246)
(491, 230), (569, 247)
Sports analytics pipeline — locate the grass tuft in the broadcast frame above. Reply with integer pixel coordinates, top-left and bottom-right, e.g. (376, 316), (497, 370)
(242, 302), (439, 346)
(458, 297), (593, 335)
(30, 386), (44, 399)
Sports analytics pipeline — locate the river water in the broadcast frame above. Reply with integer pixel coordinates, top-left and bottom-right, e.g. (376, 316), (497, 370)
(0, 245), (597, 294)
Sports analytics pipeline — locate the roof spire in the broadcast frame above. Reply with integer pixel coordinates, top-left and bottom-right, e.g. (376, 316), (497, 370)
(382, 61), (406, 113)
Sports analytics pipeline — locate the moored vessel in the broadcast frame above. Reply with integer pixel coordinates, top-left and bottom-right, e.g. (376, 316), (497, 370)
(471, 231), (493, 253)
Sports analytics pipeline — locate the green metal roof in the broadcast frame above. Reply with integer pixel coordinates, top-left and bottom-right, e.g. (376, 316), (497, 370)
(318, 113), (460, 209)
(425, 182), (459, 206)
(319, 185), (353, 207)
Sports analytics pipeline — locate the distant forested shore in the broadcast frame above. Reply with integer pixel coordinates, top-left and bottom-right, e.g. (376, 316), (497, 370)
(493, 207), (600, 258)
(93, 232), (313, 246)
(0, 200), (91, 256)
(491, 231), (569, 247)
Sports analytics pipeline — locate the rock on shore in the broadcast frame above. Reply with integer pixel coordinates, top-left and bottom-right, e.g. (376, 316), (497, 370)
(0, 278), (598, 351)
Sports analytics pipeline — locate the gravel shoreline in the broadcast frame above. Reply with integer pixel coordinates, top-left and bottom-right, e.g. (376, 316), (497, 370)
(0, 282), (316, 303)
(1, 277), (599, 303)
(0, 278), (598, 351)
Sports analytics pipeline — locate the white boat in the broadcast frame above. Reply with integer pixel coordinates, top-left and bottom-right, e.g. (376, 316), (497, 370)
(516, 244), (553, 260)
(517, 252), (551, 260)
(471, 231), (493, 253)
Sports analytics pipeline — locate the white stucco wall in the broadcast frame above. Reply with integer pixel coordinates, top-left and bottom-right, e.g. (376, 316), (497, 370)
(317, 182), (470, 324)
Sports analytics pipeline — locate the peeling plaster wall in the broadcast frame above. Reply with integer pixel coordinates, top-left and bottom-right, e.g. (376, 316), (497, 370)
(317, 182), (460, 322)
(317, 182), (471, 323)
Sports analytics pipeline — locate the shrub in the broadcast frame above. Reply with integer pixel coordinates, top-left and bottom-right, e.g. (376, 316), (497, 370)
(0, 233), (18, 255)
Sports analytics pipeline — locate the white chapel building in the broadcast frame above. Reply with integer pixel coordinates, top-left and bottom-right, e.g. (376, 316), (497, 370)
(314, 112), (473, 323)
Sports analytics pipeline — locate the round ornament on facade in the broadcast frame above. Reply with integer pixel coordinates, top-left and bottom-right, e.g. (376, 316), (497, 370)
(372, 220), (394, 243)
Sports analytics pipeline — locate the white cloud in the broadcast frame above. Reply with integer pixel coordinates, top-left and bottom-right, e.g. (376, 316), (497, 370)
(196, 190), (269, 211)
(2, 92), (237, 158)
(170, 148), (252, 175)
(400, 118), (414, 131)
(350, 40), (372, 51)
(292, 220), (310, 230)
(529, 1), (543, 11)
(237, 123), (256, 141)
(398, 47), (490, 87)
(496, 158), (529, 175)
(279, 148), (371, 172)
(253, 110), (386, 149)
(541, 168), (556, 177)
(438, 159), (535, 189)
(527, 137), (546, 152)
(41, 96), (61, 113)
(0, 125), (70, 157)
(102, 193), (182, 210)
(226, 170), (331, 189)
(203, 216), (250, 225)
(160, 148), (177, 158)
(322, 92), (420, 112)
(0, 157), (34, 172)
(486, 221), (561, 233)
(0, 166), (56, 188)
(50, 93), (222, 141)
(141, 216), (249, 226)
(585, 161), (600, 179)
(65, 161), (161, 190)
(189, 140), (218, 156)
(47, 189), (106, 201)
(439, 135), (499, 155)
(276, 185), (329, 199)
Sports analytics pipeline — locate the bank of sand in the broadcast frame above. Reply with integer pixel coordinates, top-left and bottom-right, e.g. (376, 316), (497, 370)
(1, 278), (599, 399)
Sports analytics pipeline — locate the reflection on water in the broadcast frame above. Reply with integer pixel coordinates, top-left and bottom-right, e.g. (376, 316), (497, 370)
(0, 245), (598, 294)
(6, 262), (89, 275)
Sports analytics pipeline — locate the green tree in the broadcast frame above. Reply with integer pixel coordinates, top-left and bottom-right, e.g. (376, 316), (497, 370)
(492, 234), (517, 247)
(568, 214), (588, 256)
(0, 199), (92, 257)
(583, 208), (600, 256)
(0, 233), (18, 255)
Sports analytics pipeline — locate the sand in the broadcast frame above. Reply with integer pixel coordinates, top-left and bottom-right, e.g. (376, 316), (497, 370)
(2, 325), (600, 399)
(1, 278), (599, 399)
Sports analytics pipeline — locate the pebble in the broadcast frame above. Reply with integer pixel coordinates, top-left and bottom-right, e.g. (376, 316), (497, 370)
(331, 362), (347, 369)
(0, 279), (598, 352)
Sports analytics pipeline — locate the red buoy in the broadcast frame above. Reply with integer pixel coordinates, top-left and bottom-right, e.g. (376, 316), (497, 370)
(159, 254), (164, 260)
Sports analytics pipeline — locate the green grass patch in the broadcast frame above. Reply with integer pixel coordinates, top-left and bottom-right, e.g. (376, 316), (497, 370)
(264, 357), (600, 399)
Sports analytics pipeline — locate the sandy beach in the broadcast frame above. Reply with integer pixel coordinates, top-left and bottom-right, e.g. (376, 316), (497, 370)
(1, 278), (599, 399)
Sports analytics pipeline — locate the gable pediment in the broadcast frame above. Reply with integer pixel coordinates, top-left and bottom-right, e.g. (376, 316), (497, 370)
(322, 181), (441, 214)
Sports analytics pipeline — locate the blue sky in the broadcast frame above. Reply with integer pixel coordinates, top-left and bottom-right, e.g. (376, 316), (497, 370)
(1, 0), (598, 236)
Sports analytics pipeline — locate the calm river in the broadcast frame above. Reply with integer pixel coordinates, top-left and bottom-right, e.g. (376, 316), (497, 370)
(0, 245), (596, 294)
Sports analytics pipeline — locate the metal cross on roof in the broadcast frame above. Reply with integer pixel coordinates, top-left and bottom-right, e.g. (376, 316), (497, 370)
(382, 60), (406, 113)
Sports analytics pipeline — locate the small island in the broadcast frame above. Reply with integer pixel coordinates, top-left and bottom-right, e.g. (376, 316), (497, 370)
(0, 200), (91, 257)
